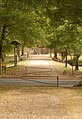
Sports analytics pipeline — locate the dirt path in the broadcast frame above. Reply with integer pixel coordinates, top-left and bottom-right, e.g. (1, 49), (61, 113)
(0, 86), (82, 119)
(3, 54), (82, 80)
(24, 54), (82, 80)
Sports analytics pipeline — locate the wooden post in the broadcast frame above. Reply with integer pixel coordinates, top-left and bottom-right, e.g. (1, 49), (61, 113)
(57, 76), (59, 87)
(14, 45), (17, 66)
(11, 41), (20, 66)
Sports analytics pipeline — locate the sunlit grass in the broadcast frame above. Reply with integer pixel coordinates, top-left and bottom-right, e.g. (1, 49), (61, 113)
(17, 59), (30, 66)
(52, 54), (82, 73)
(5, 54), (82, 76)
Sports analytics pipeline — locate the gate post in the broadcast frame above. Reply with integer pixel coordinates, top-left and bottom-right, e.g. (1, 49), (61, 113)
(57, 76), (59, 87)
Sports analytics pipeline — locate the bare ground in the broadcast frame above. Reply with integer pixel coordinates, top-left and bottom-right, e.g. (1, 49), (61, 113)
(0, 55), (82, 119)
(0, 86), (82, 119)
(2, 54), (82, 80)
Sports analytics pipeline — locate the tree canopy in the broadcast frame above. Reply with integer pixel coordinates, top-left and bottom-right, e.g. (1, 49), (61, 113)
(0, 0), (82, 60)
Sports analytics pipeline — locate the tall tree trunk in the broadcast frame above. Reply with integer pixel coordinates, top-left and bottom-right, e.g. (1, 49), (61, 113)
(54, 50), (57, 59)
(0, 41), (2, 58)
(70, 54), (74, 75)
(0, 25), (6, 75)
(61, 53), (65, 63)
(0, 41), (2, 75)
(21, 45), (24, 56)
(50, 49), (52, 58)
(75, 55), (80, 71)
(0, 25), (6, 58)
(65, 48), (68, 67)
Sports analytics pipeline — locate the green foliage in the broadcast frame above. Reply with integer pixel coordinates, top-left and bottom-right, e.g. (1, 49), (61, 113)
(0, 0), (47, 57)
(0, 0), (82, 58)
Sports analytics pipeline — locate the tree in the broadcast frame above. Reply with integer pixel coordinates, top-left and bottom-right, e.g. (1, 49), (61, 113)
(0, 0), (34, 73)
(0, 0), (47, 61)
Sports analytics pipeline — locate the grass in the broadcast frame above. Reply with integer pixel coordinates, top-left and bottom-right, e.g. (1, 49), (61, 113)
(5, 54), (82, 71)
(0, 85), (55, 95)
(0, 85), (82, 95)
(52, 54), (82, 75)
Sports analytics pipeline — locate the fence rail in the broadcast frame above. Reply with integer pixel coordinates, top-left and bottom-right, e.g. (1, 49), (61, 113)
(21, 75), (59, 87)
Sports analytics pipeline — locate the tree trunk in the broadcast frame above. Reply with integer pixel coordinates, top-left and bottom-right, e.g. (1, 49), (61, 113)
(65, 48), (68, 67)
(0, 25), (6, 75)
(21, 45), (24, 56)
(61, 53), (65, 62)
(0, 41), (2, 75)
(54, 50), (57, 59)
(75, 55), (80, 71)
(70, 54), (74, 75)
(50, 49), (52, 57)
(0, 41), (2, 58)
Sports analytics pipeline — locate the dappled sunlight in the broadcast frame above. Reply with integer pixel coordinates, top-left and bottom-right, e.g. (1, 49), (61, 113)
(51, 60), (72, 70)
(28, 60), (50, 67)
(17, 60), (30, 66)
(5, 54), (82, 80)
(6, 64), (14, 68)
(7, 60), (30, 68)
